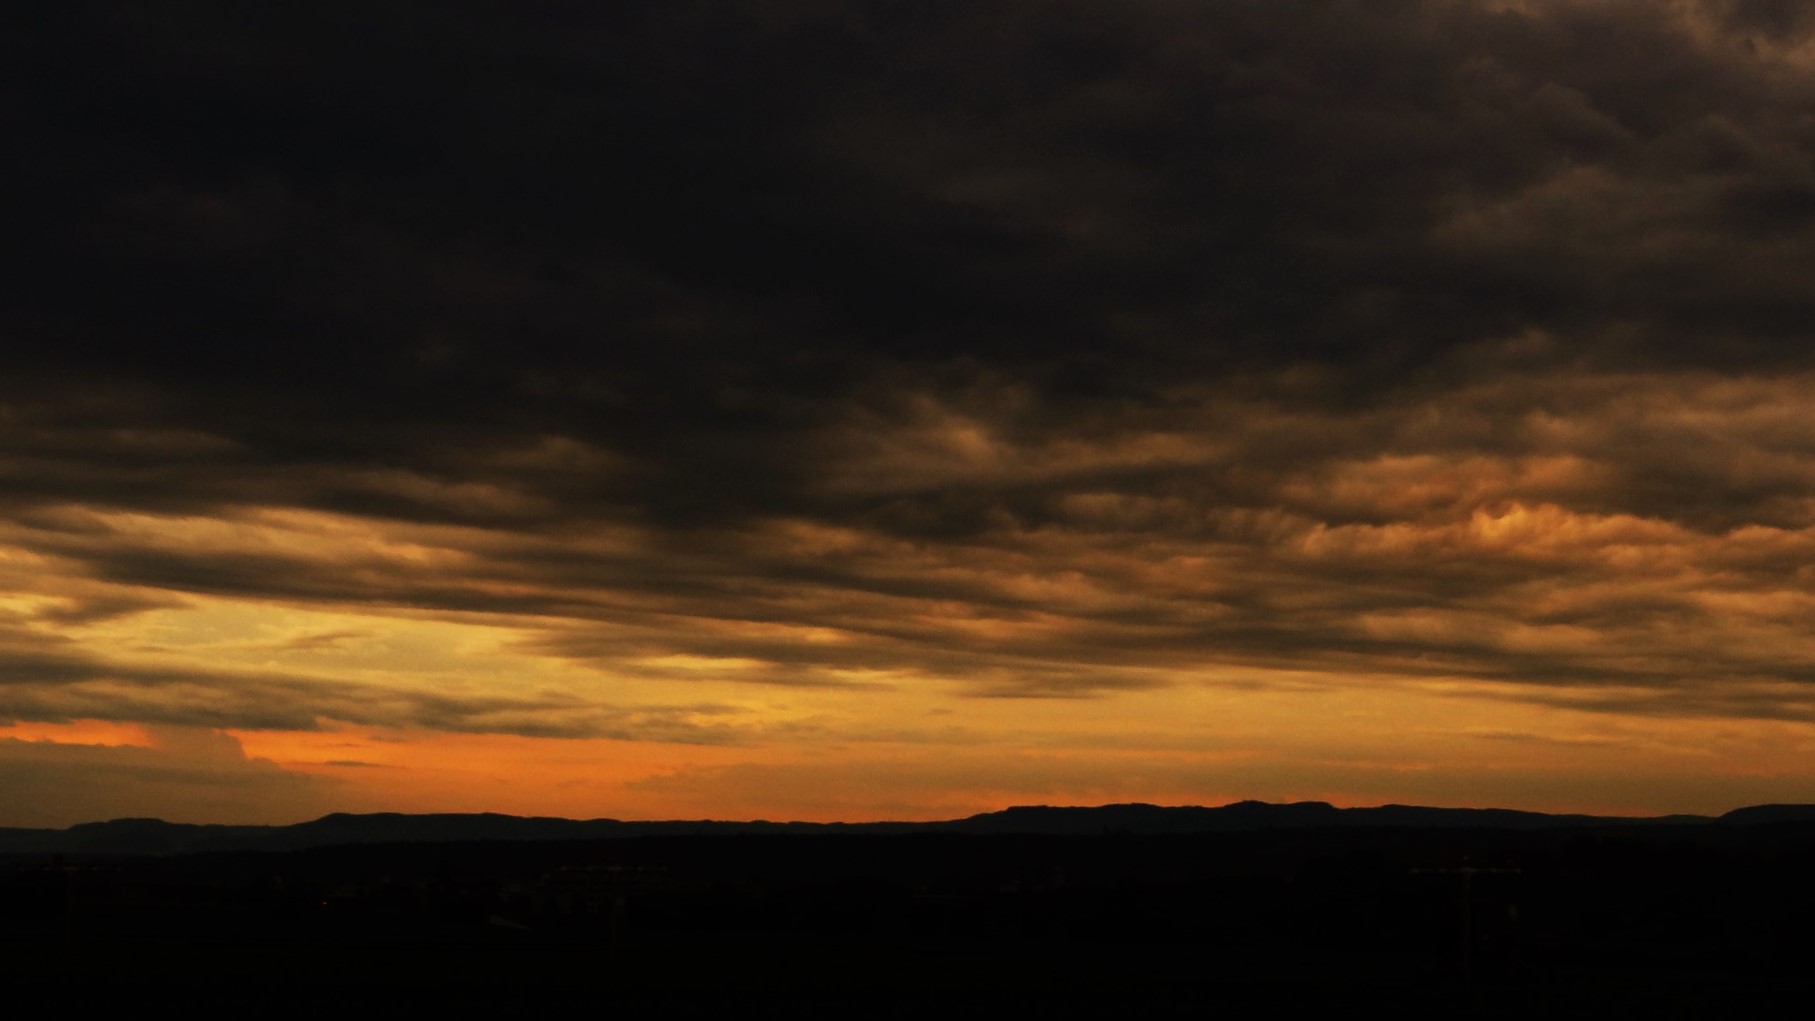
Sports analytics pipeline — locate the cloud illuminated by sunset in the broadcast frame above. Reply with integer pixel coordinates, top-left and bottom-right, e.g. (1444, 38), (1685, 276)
(5, 0), (1815, 825)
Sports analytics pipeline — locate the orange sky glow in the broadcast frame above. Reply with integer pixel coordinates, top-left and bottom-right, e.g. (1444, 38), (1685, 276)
(7, 0), (1815, 826)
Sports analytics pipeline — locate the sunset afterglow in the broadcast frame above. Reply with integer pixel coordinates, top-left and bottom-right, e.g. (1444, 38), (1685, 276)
(8, 0), (1815, 825)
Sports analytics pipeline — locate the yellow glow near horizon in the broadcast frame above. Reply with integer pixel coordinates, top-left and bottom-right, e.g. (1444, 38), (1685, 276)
(5, 555), (1814, 825)
(0, 720), (153, 748)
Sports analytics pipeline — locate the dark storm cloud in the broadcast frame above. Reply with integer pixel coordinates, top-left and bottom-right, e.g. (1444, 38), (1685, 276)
(6, 1), (1815, 722)
(8, 1), (1813, 475)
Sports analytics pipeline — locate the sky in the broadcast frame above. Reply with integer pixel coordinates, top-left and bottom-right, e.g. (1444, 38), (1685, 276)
(5, 0), (1815, 826)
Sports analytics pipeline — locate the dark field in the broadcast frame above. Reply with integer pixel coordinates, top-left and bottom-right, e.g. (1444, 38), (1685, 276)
(6, 821), (1814, 1016)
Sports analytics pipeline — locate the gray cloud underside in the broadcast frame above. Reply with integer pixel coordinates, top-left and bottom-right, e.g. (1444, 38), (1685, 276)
(6, 1), (1815, 725)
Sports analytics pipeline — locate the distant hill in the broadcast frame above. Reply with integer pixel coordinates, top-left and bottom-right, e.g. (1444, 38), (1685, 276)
(1719, 804), (1815, 825)
(3, 799), (1795, 857)
(948, 800), (1722, 835)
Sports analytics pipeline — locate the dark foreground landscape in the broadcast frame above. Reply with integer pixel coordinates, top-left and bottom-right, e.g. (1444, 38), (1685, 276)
(6, 802), (1815, 1016)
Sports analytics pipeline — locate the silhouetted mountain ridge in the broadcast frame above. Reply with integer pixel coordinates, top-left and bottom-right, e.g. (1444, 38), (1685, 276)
(4, 799), (1799, 856)
(1718, 803), (1815, 825)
